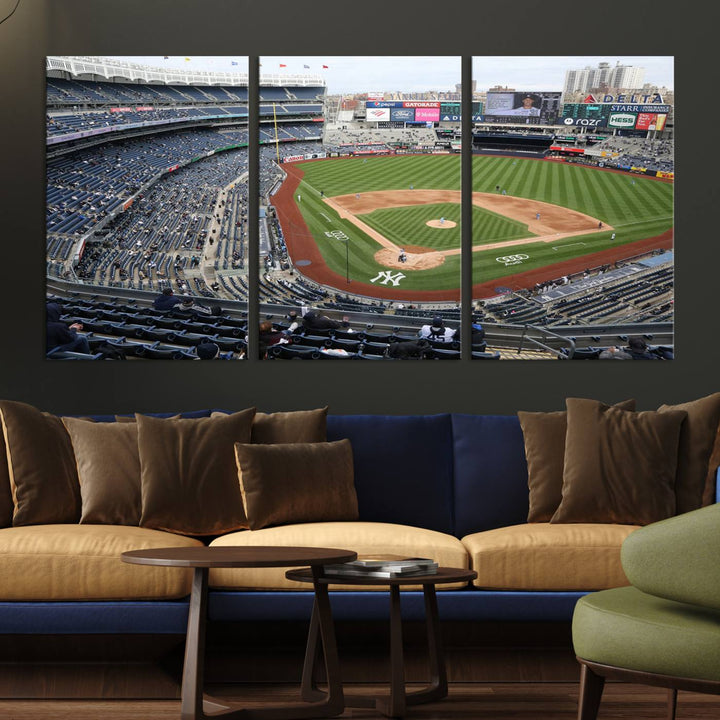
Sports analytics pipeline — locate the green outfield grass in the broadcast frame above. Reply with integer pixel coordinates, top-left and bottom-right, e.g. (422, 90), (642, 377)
(290, 155), (673, 292)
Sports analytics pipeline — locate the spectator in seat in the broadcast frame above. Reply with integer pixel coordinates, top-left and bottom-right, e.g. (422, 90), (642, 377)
(46, 302), (91, 354)
(259, 320), (290, 348)
(153, 287), (183, 311)
(419, 316), (457, 343)
(302, 309), (350, 332)
(195, 341), (220, 360)
(599, 346), (633, 360)
(626, 336), (659, 360)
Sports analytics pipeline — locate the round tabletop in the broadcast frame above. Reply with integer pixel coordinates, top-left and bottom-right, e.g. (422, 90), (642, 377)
(286, 566), (477, 586)
(121, 546), (357, 569)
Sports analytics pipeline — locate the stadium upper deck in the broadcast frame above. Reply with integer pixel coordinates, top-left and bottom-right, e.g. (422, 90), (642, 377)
(46, 56), (326, 144)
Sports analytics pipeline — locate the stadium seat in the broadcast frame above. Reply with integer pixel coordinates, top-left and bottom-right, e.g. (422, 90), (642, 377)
(269, 345), (321, 360)
(428, 348), (461, 360)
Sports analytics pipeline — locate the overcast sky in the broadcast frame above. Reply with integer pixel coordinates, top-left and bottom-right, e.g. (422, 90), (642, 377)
(109, 56), (673, 94)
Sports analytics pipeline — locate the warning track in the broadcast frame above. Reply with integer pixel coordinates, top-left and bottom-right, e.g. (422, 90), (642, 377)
(273, 163), (672, 302)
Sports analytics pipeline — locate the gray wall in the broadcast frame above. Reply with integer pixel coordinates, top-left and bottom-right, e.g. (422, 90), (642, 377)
(0, 0), (714, 415)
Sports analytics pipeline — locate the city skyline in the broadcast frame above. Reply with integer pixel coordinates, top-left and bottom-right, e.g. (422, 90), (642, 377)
(108, 55), (673, 94)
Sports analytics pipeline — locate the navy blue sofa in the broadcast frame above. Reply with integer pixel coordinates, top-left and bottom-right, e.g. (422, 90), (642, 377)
(0, 411), (596, 637)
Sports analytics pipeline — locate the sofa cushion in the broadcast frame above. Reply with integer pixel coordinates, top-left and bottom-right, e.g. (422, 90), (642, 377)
(452, 414), (529, 537)
(0, 525), (202, 600)
(518, 400), (636, 523)
(235, 440), (358, 530)
(462, 523), (637, 591)
(658, 393), (720, 514)
(62, 417), (141, 525)
(208, 521), (469, 590)
(137, 409), (255, 536)
(213, 408), (328, 444)
(0, 400), (81, 526)
(0, 426), (12, 529)
(573, 586), (720, 681)
(327, 414), (454, 534)
(252, 408), (328, 444)
(552, 399), (686, 525)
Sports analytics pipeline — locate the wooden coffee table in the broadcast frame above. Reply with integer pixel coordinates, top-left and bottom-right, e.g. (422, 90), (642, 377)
(286, 566), (477, 718)
(122, 546), (356, 720)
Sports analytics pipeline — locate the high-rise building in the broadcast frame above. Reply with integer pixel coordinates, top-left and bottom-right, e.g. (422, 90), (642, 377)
(563, 61), (645, 95)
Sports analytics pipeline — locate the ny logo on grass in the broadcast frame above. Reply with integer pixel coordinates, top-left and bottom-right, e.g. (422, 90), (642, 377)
(370, 271), (406, 286)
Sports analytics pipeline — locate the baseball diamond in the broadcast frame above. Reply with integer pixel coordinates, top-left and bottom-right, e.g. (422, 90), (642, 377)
(272, 154), (673, 301)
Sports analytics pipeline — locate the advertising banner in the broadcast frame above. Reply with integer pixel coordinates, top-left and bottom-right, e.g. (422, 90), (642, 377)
(366, 101), (403, 108)
(366, 107), (391, 121)
(282, 155), (304, 163)
(402, 101), (441, 108)
(390, 107), (416, 122)
(415, 107), (440, 122)
(110, 107), (132, 113)
(634, 113), (656, 131)
(655, 114), (667, 131)
(561, 117), (607, 127)
(608, 112), (637, 129)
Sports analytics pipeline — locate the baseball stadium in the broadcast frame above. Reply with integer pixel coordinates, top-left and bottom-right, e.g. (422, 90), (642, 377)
(45, 56), (674, 360)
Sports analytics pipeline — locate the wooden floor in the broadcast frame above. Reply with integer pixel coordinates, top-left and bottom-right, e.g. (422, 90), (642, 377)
(1, 683), (720, 719)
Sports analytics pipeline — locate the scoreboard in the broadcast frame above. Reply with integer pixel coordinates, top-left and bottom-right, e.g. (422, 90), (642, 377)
(562, 103), (671, 130)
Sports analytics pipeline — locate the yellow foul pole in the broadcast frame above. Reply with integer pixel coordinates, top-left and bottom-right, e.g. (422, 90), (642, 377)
(273, 102), (280, 164)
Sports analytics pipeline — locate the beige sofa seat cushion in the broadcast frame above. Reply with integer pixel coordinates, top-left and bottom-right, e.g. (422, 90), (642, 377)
(0, 525), (203, 600)
(462, 523), (639, 591)
(209, 521), (469, 591)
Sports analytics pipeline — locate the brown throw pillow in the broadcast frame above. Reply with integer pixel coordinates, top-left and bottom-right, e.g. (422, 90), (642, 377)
(0, 428), (13, 528)
(551, 398), (687, 525)
(658, 393), (720, 514)
(62, 417), (141, 525)
(235, 440), (358, 530)
(0, 400), (81, 525)
(138, 409), (256, 536)
(704, 426), (720, 507)
(519, 399), (636, 522)
(212, 407), (328, 444)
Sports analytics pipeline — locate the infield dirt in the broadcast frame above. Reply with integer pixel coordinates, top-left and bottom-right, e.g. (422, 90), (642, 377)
(274, 163), (671, 301)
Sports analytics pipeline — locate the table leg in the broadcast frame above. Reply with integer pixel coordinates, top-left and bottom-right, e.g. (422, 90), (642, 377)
(345, 584), (448, 718)
(375, 585), (407, 718)
(181, 567), (209, 720)
(405, 584), (447, 705)
(181, 566), (343, 720)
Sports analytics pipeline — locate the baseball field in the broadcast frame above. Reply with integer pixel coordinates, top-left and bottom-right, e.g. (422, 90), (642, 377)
(273, 154), (673, 300)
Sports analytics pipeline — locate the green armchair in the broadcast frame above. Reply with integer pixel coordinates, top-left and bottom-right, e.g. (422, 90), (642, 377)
(572, 503), (720, 720)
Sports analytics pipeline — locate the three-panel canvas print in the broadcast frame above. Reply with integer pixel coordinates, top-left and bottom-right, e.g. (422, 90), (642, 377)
(46, 55), (673, 361)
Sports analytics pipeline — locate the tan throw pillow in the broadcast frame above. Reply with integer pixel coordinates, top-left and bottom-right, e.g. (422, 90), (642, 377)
(212, 407), (328, 444)
(138, 409), (256, 536)
(235, 440), (358, 531)
(0, 400), (81, 525)
(658, 393), (720, 514)
(62, 417), (141, 525)
(552, 398), (687, 525)
(519, 399), (636, 522)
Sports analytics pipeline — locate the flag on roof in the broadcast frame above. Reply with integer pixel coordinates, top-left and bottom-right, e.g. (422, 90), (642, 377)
(231, 61), (238, 66)
(184, 57), (191, 62)
(303, 64), (310, 69)
(322, 65), (329, 69)
(163, 56), (169, 60)
(279, 63), (287, 68)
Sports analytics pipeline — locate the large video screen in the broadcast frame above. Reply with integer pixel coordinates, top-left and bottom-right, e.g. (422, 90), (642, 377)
(484, 91), (561, 124)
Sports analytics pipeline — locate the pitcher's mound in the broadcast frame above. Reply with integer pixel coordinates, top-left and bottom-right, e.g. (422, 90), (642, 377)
(375, 248), (445, 270)
(426, 219), (457, 229)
